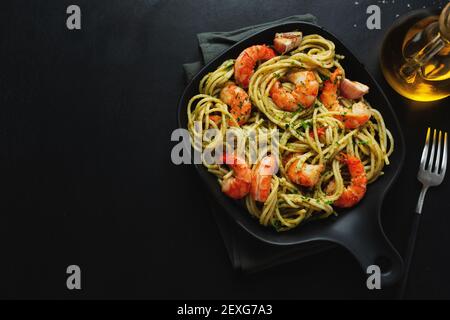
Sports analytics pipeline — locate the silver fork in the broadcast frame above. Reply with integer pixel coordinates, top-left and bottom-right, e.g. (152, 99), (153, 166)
(416, 128), (448, 213)
(398, 128), (448, 299)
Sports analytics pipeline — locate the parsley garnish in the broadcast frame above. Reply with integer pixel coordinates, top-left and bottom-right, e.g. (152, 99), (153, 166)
(271, 219), (284, 232)
(300, 121), (310, 130)
(319, 73), (330, 82)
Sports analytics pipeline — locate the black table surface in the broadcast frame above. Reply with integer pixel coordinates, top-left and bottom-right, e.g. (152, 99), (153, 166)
(1, 0), (449, 299)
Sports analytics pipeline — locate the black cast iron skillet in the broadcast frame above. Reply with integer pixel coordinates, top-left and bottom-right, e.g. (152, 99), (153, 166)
(178, 22), (406, 286)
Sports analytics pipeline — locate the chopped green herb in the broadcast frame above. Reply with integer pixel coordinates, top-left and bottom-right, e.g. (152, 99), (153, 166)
(319, 73), (330, 82)
(271, 219), (284, 232)
(301, 121), (310, 130)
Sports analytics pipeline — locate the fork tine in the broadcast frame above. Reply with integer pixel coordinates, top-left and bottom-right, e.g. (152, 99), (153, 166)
(441, 132), (448, 176)
(420, 128), (431, 170)
(427, 129), (437, 171)
(434, 131), (442, 173)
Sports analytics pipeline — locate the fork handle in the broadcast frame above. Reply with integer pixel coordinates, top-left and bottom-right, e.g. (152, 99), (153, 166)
(397, 211), (422, 299)
(416, 186), (429, 214)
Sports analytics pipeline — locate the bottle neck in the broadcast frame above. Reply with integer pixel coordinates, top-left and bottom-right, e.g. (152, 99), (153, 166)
(399, 4), (450, 83)
(439, 3), (450, 42)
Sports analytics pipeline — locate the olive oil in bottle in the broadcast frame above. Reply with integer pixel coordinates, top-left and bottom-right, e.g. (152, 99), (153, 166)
(380, 4), (450, 102)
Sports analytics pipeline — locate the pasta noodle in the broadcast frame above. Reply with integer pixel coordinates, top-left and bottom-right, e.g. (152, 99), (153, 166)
(186, 32), (394, 231)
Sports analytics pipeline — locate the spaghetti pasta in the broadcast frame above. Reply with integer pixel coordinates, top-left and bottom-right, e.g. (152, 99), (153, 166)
(186, 32), (394, 231)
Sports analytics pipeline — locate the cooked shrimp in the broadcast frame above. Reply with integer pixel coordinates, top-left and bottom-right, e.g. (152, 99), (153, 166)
(234, 45), (276, 88)
(332, 154), (367, 208)
(270, 70), (319, 111)
(251, 154), (277, 202)
(223, 153), (252, 182)
(220, 82), (252, 126)
(274, 32), (303, 54)
(221, 154), (252, 200)
(209, 115), (222, 125)
(340, 78), (369, 100)
(286, 155), (324, 188)
(335, 101), (372, 129)
(288, 71), (320, 107)
(309, 126), (327, 140)
(320, 69), (371, 129)
(320, 68), (342, 109)
(222, 178), (251, 200)
(269, 82), (298, 112)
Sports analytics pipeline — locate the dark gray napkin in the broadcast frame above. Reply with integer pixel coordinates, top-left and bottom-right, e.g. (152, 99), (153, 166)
(183, 14), (318, 82)
(184, 15), (336, 273)
(209, 198), (335, 273)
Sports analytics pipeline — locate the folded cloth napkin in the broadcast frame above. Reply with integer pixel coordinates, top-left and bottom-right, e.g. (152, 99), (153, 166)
(184, 14), (336, 273)
(209, 199), (335, 273)
(183, 14), (318, 82)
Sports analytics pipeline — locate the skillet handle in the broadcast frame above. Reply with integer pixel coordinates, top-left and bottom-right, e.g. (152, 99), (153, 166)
(334, 219), (404, 288)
